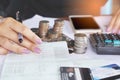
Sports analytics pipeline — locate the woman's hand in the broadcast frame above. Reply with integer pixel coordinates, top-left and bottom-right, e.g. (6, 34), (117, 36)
(107, 8), (120, 33)
(0, 17), (42, 55)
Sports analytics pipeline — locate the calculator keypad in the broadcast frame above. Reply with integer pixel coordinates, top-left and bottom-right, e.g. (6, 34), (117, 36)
(90, 33), (120, 55)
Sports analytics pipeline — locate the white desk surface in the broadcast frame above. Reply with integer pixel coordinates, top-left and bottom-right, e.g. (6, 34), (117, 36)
(1, 15), (120, 80)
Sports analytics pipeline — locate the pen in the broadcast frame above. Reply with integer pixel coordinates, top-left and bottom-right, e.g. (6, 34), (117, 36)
(16, 11), (23, 43)
(18, 33), (23, 43)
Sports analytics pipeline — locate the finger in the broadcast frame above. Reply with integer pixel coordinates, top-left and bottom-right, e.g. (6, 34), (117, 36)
(112, 14), (120, 33)
(0, 26), (19, 42)
(0, 36), (30, 54)
(0, 46), (8, 55)
(19, 37), (41, 53)
(5, 18), (42, 44)
(0, 29), (41, 53)
(107, 8), (120, 32)
(118, 27), (120, 34)
(109, 8), (120, 27)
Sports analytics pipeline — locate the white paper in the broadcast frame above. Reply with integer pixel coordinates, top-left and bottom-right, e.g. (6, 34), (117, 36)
(0, 15), (114, 80)
(0, 41), (72, 80)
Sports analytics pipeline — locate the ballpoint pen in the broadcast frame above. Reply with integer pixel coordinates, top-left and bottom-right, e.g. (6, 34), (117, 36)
(16, 11), (23, 43)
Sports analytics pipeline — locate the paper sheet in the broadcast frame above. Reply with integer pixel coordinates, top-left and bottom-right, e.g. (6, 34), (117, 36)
(0, 15), (114, 80)
(0, 41), (73, 80)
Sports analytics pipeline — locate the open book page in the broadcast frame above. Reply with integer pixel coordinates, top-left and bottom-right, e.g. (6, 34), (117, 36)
(0, 41), (73, 80)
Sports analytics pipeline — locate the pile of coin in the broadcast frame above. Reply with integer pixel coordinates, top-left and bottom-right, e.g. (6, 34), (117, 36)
(38, 19), (64, 41)
(38, 20), (49, 39)
(47, 29), (57, 41)
(74, 33), (87, 54)
(53, 19), (64, 37)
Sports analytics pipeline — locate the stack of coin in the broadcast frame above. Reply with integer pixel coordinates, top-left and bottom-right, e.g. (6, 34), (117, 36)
(53, 19), (64, 37)
(47, 29), (58, 41)
(74, 33), (87, 54)
(38, 20), (49, 39)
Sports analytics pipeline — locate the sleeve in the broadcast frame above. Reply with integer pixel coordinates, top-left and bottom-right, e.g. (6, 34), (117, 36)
(0, 0), (10, 16)
(6, 0), (34, 20)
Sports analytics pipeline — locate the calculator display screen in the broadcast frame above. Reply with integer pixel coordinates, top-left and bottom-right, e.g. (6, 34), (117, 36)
(71, 17), (100, 29)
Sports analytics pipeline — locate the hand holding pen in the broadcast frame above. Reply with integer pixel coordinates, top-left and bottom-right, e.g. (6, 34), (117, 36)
(0, 13), (42, 55)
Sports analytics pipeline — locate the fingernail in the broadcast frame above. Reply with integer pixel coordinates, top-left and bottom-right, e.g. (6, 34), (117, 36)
(112, 29), (116, 33)
(106, 27), (110, 32)
(34, 47), (41, 53)
(21, 49), (30, 54)
(36, 38), (42, 44)
(119, 31), (120, 34)
(9, 50), (13, 53)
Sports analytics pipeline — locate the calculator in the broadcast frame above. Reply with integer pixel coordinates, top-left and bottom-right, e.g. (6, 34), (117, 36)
(89, 33), (120, 55)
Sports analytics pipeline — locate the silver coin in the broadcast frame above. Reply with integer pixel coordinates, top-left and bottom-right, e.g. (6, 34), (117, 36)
(74, 33), (88, 54)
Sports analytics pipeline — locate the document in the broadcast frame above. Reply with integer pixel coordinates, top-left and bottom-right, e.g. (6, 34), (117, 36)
(0, 41), (72, 80)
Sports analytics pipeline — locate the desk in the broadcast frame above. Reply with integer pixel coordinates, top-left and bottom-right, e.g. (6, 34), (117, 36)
(1, 15), (120, 80)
